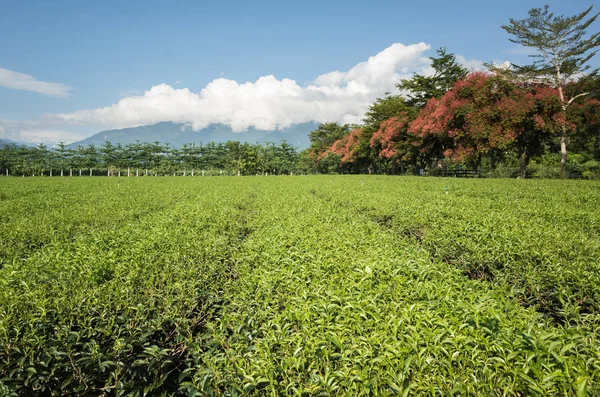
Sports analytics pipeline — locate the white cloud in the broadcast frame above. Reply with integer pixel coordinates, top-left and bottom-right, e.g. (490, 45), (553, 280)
(0, 118), (90, 145)
(2, 42), (484, 144)
(455, 55), (485, 71)
(0, 67), (72, 97)
(48, 42), (433, 132)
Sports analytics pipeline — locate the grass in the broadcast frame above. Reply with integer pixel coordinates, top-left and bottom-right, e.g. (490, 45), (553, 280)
(0, 176), (599, 396)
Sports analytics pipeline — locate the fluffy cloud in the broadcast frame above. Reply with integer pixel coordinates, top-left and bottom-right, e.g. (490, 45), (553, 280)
(455, 55), (484, 72)
(0, 67), (72, 97)
(2, 43), (485, 144)
(50, 43), (434, 132)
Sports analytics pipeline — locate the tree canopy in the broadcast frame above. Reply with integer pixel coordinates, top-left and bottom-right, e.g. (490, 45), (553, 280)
(500, 5), (600, 175)
(397, 47), (469, 108)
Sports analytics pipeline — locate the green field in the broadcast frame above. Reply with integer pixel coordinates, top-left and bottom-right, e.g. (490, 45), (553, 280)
(1, 176), (600, 396)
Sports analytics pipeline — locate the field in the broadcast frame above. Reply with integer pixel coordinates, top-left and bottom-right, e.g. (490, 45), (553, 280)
(1, 176), (600, 396)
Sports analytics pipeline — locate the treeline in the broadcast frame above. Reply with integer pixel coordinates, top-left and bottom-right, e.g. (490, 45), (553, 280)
(303, 50), (600, 179)
(0, 140), (301, 176)
(3, 6), (600, 179)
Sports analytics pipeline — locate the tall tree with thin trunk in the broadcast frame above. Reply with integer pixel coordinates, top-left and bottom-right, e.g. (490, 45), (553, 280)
(500, 5), (600, 177)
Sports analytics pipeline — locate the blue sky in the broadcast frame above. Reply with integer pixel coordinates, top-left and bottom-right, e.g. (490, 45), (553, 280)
(0, 0), (598, 144)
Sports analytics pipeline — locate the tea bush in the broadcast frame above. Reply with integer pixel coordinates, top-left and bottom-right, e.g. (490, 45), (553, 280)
(0, 176), (599, 395)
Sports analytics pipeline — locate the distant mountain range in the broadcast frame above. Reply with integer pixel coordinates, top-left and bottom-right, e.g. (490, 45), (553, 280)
(67, 122), (317, 149)
(0, 138), (26, 147)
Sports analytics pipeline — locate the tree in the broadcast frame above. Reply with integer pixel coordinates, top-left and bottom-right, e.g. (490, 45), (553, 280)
(308, 123), (351, 153)
(397, 47), (469, 109)
(306, 123), (352, 173)
(54, 142), (68, 176)
(408, 72), (563, 177)
(34, 144), (49, 175)
(362, 95), (418, 173)
(321, 128), (366, 173)
(501, 5), (600, 176)
(363, 95), (411, 125)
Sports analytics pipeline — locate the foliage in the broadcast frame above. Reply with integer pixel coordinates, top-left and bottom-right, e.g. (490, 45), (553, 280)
(1, 176), (600, 395)
(499, 4), (600, 175)
(397, 47), (469, 108)
(501, 5), (600, 87)
(0, 140), (301, 176)
(304, 123), (353, 173)
(408, 72), (568, 176)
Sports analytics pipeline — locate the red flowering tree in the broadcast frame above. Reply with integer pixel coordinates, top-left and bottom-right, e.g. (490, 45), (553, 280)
(568, 98), (600, 161)
(369, 113), (412, 171)
(409, 72), (566, 177)
(324, 128), (365, 173)
(368, 111), (435, 172)
(304, 123), (352, 173)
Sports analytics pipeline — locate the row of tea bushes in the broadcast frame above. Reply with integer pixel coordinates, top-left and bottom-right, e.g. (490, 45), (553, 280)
(1, 176), (599, 395)
(0, 178), (256, 395)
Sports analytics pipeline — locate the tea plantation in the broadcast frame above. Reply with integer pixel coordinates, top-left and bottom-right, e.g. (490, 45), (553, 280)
(1, 176), (599, 396)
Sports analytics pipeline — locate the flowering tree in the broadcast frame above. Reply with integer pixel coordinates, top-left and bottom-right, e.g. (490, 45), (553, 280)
(323, 128), (365, 173)
(369, 112), (427, 172)
(409, 72), (566, 177)
(501, 5), (600, 176)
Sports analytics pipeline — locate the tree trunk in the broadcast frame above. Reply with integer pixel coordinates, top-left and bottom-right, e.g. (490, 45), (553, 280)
(557, 84), (568, 178)
(519, 151), (528, 179)
(560, 124), (567, 178)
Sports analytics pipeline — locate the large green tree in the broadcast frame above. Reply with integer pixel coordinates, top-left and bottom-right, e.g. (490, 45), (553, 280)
(397, 47), (469, 109)
(501, 5), (600, 176)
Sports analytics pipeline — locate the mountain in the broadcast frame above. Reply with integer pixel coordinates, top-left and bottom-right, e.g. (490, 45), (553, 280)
(0, 138), (28, 147)
(68, 122), (317, 149)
